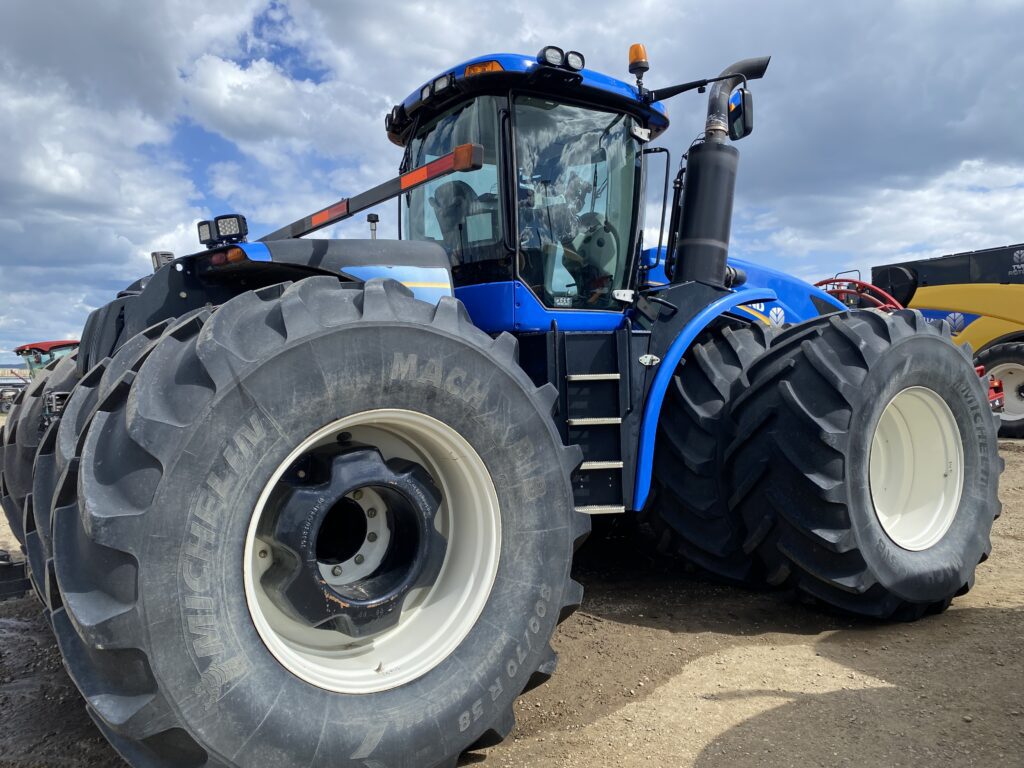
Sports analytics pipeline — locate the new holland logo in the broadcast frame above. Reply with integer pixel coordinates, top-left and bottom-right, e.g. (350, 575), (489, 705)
(769, 306), (786, 326)
(946, 311), (966, 333)
(1011, 249), (1024, 277)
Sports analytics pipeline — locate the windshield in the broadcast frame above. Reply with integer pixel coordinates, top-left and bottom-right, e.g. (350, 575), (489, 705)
(514, 96), (640, 309)
(18, 346), (75, 379)
(402, 96), (511, 286)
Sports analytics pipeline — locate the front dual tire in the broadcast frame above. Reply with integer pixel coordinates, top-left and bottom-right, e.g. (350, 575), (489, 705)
(50, 278), (587, 768)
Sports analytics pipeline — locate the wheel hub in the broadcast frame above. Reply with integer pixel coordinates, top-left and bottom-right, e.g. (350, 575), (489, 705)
(988, 362), (1024, 421)
(868, 386), (964, 551)
(244, 409), (501, 694)
(259, 448), (445, 638)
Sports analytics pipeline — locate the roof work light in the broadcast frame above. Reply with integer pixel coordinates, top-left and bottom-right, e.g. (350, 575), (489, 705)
(197, 214), (249, 249)
(538, 46), (564, 67)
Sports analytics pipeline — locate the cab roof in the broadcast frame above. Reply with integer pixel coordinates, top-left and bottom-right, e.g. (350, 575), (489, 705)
(14, 340), (79, 354)
(387, 52), (670, 147)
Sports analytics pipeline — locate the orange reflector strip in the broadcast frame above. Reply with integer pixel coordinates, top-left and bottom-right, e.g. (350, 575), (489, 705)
(401, 166), (428, 189)
(402, 152), (452, 189)
(311, 199), (349, 227)
(465, 60), (503, 77)
(400, 143), (481, 190)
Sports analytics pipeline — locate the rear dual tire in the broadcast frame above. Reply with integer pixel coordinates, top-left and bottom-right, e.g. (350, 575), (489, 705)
(51, 278), (587, 768)
(728, 310), (1001, 619)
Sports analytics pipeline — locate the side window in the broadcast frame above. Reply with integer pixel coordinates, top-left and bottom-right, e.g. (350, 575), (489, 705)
(418, 164), (501, 250)
(401, 97), (512, 285)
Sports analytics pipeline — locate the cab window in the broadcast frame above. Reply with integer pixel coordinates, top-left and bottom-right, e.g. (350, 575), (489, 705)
(401, 96), (511, 285)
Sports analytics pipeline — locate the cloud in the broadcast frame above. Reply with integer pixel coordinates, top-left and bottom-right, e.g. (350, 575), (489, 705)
(734, 159), (1024, 281)
(1, 0), (1024, 365)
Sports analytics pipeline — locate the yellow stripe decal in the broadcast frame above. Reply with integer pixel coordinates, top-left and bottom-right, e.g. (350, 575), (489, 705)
(735, 305), (771, 325)
(401, 281), (451, 289)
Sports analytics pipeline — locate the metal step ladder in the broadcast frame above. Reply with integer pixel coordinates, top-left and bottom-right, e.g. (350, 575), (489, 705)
(558, 338), (632, 515)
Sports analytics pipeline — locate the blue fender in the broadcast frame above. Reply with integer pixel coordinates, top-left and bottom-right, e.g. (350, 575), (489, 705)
(632, 287), (777, 511)
(643, 248), (844, 326)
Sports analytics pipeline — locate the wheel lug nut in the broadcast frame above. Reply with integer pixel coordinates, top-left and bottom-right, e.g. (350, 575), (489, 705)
(367, 532), (378, 542)
(355, 554), (365, 565)
(353, 490), (364, 501)
(332, 565), (343, 576)
(366, 507), (377, 518)
(258, 549), (268, 559)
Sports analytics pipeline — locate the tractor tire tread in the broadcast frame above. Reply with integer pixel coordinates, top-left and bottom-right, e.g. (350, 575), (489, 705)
(727, 309), (1001, 619)
(647, 320), (776, 582)
(51, 278), (588, 767)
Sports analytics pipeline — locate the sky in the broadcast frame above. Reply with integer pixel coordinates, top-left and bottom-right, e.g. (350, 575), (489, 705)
(1, 0), (1023, 365)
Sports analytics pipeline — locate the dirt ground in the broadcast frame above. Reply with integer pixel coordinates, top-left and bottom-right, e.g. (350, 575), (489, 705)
(1, 410), (1022, 767)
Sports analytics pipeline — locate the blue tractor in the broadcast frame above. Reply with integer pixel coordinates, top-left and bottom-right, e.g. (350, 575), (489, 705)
(0, 45), (1000, 768)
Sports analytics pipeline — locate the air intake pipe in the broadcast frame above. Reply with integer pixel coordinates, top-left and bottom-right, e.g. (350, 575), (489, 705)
(669, 56), (770, 288)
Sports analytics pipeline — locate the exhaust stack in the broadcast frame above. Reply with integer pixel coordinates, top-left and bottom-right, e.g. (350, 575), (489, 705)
(670, 57), (770, 288)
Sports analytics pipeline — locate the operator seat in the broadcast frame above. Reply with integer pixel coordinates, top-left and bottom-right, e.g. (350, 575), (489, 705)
(575, 214), (618, 278)
(429, 180), (480, 264)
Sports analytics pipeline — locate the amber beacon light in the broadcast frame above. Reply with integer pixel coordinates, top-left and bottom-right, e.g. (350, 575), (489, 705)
(628, 43), (650, 77)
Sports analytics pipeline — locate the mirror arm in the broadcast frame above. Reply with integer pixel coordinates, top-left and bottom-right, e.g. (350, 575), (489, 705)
(643, 73), (741, 105)
(644, 78), (708, 104)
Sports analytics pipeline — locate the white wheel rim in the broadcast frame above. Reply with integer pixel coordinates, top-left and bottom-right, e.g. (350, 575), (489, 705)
(243, 409), (501, 694)
(988, 362), (1024, 421)
(869, 386), (964, 551)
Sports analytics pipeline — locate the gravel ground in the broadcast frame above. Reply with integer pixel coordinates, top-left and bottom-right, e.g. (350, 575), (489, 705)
(1, 409), (1021, 767)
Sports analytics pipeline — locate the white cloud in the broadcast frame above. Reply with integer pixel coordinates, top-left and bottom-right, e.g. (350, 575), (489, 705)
(733, 159), (1024, 281)
(2, 0), (1024, 365)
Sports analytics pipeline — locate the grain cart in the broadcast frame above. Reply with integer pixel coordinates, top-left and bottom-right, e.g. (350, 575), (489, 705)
(0, 46), (1000, 768)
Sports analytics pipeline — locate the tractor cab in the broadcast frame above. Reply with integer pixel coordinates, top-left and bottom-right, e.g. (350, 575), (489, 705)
(198, 47), (798, 334)
(389, 51), (669, 325)
(13, 340), (79, 379)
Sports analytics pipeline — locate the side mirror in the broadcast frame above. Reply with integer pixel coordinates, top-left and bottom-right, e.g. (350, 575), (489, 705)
(728, 88), (754, 141)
